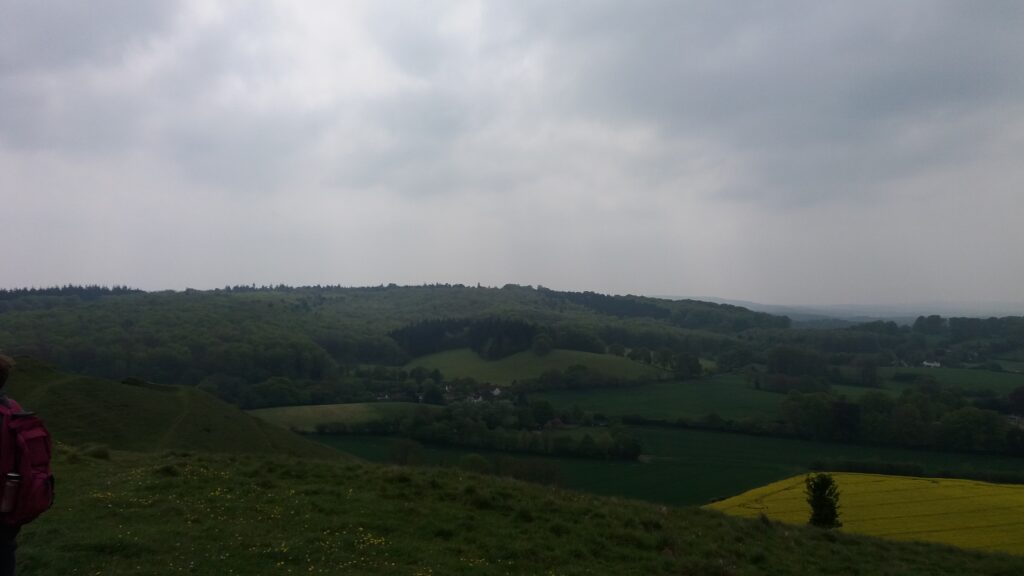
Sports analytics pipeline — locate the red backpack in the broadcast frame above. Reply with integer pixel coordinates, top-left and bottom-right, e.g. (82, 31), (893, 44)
(0, 397), (54, 526)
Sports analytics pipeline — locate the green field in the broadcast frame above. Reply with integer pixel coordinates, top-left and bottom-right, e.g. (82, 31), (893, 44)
(882, 366), (1024, 394)
(250, 402), (439, 433)
(537, 373), (783, 421)
(406, 348), (666, 386)
(537, 374), (883, 422)
(996, 360), (1024, 373)
(709, 473), (1024, 555)
(316, 427), (1024, 507)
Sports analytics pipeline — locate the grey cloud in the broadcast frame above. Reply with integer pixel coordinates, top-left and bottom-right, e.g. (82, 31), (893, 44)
(493, 1), (1024, 204)
(0, 0), (178, 73)
(2, 1), (1023, 305)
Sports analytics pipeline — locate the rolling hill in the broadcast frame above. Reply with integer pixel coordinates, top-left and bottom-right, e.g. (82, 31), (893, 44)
(5, 357), (334, 457)
(7, 359), (1024, 573)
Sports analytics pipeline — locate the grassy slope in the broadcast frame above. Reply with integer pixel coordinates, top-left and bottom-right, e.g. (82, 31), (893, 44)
(709, 472), (1024, 555)
(250, 402), (440, 433)
(6, 358), (334, 457)
(406, 348), (665, 386)
(19, 449), (1024, 575)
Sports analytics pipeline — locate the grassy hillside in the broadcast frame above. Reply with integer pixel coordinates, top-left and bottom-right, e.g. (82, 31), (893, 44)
(18, 449), (1024, 575)
(709, 472), (1024, 555)
(5, 358), (334, 457)
(406, 348), (665, 386)
(251, 402), (440, 433)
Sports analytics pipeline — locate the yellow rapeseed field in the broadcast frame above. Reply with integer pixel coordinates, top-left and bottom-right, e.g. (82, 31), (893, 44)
(707, 473), (1024, 555)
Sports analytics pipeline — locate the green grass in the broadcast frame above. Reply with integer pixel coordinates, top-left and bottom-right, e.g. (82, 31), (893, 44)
(882, 366), (1024, 395)
(6, 358), (333, 457)
(710, 473), (1024, 555)
(406, 348), (666, 386)
(318, 427), (1024, 508)
(250, 402), (440, 433)
(19, 448), (1024, 575)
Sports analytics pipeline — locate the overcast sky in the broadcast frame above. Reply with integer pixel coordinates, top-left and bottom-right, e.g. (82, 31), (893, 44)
(3, 1), (1023, 306)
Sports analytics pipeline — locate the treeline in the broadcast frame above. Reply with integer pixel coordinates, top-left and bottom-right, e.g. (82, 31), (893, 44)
(751, 314), (1024, 368)
(200, 365), (498, 410)
(389, 317), (539, 359)
(541, 289), (671, 319)
(780, 385), (1024, 455)
(0, 285), (142, 300)
(0, 285), (142, 312)
(537, 287), (790, 332)
(0, 284), (777, 391)
(809, 459), (1024, 486)
(317, 399), (643, 460)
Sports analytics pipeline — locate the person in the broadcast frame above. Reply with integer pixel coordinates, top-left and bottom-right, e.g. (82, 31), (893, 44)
(0, 355), (20, 576)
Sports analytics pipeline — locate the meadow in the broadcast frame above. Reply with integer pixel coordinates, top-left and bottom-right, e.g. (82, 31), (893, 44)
(250, 402), (438, 433)
(709, 472), (1024, 555)
(405, 348), (665, 386)
(22, 448), (1024, 575)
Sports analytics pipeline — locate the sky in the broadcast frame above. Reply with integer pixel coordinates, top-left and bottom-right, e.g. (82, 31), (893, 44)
(2, 0), (1023, 307)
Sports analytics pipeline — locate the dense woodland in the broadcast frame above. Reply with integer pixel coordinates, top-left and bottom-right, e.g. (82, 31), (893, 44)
(3, 284), (1024, 459)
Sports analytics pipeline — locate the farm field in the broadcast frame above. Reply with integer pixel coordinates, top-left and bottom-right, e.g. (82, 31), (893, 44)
(406, 347), (666, 385)
(316, 427), (1024, 507)
(537, 373), (783, 421)
(708, 473), (1024, 555)
(881, 366), (1024, 395)
(537, 375), (886, 422)
(249, 402), (438, 433)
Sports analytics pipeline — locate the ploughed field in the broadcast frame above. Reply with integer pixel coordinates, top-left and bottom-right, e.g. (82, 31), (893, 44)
(708, 473), (1024, 555)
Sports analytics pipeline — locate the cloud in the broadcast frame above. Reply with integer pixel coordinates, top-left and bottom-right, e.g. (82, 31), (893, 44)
(496, 1), (1024, 205)
(1, 0), (1023, 305)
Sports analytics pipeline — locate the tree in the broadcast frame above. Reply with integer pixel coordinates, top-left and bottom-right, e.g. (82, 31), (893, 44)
(532, 333), (554, 356)
(1009, 385), (1024, 416)
(805, 473), (842, 528)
